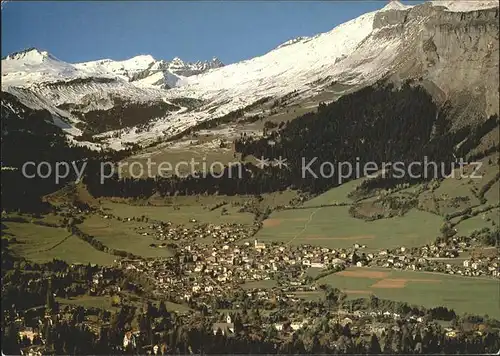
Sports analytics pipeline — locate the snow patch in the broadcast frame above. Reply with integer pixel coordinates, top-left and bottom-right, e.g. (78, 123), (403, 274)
(431, 0), (499, 12)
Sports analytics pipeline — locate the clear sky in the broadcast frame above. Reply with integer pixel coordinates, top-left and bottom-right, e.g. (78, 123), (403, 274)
(1, 1), (419, 64)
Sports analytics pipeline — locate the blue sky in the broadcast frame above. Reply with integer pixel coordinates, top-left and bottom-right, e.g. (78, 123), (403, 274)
(2, 1), (420, 64)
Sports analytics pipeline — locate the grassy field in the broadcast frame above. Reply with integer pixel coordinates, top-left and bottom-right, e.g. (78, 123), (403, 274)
(101, 200), (255, 226)
(121, 146), (238, 178)
(78, 215), (174, 259)
(453, 208), (499, 236)
(254, 205), (442, 250)
(3, 221), (116, 266)
(302, 177), (366, 206)
(241, 279), (278, 290)
(485, 181), (500, 204)
(317, 267), (500, 318)
(57, 295), (119, 312)
(57, 294), (191, 314)
(433, 154), (499, 214)
(433, 178), (480, 215)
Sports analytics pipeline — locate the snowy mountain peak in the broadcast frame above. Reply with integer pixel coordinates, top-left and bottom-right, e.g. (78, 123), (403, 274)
(380, 0), (412, 12)
(166, 56), (224, 76)
(122, 54), (156, 67)
(3, 47), (59, 63)
(209, 57), (224, 67)
(170, 57), (185, 65)
(2, 47), (82, 86)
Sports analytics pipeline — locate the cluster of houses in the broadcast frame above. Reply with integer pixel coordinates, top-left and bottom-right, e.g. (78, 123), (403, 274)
(118, 228), (499, 311)
(119, 238), (351, 303)
(94, 203), (499, 282)
(135, 221), (256, 243)
(363, 238), (499, 277)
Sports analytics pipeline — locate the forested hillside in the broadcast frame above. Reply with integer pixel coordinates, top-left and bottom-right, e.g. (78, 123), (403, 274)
(83, 81), (499, 198)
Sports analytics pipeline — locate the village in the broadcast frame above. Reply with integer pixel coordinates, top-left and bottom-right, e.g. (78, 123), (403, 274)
(5, 208), (499, 356)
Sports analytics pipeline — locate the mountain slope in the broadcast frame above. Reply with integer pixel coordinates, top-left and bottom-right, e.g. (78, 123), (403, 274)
(2, 0), (498, 150)
(431, 0), (499, 12)
(112, 0), (499, 148)
(1, 50), (222, 142)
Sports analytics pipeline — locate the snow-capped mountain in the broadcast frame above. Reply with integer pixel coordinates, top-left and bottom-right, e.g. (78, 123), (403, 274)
(1, 49), (224, 138)
(2, 0), (499, 150)
(75, 55), (224, 88)
(3, 48), (88, 87)
(3, 49), (224, 88)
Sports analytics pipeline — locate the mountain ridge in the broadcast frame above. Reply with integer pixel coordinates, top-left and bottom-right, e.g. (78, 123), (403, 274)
(1, 0), (498, 151)
(2, 47), (225, 88)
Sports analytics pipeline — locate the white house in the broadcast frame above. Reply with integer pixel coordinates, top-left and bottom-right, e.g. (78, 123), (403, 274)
(123, 332), (137, 349)
(254, 239), (266, 250)
(311, 262), (325, 268)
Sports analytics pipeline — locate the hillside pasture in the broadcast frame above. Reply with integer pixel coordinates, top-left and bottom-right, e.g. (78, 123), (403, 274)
(484, 180), (499, 204)
(301, 177), (365, 207)
(433, 153), (499, 215)
(255, 205), (442, 250)
(2, 221), (116, 266)
(78, 215), (173, 259)
(100, 201), (254, 226)
(453, 208), (499, 236)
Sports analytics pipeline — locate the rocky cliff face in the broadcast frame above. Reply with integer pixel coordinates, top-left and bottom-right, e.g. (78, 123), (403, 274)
(375, 4), (499, 129)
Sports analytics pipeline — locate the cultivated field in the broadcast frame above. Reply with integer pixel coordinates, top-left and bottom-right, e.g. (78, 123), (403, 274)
(317, 267), (500, 318)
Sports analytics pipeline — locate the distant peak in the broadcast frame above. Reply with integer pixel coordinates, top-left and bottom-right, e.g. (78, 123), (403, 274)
(3, 47), (59, 62)
(380, 0), (412, 12)
(128, 54), (155, 62)
(207, 57), (223, 66)
(6, 47), (40, 57)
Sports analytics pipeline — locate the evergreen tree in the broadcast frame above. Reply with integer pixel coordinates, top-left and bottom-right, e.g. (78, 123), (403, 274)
(158, 300), (168, 317)
(2, 323), (20, 355)
(46, 278), (57, 314)
(369, 333), (382, 354)
(44, 321), (53, 351)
